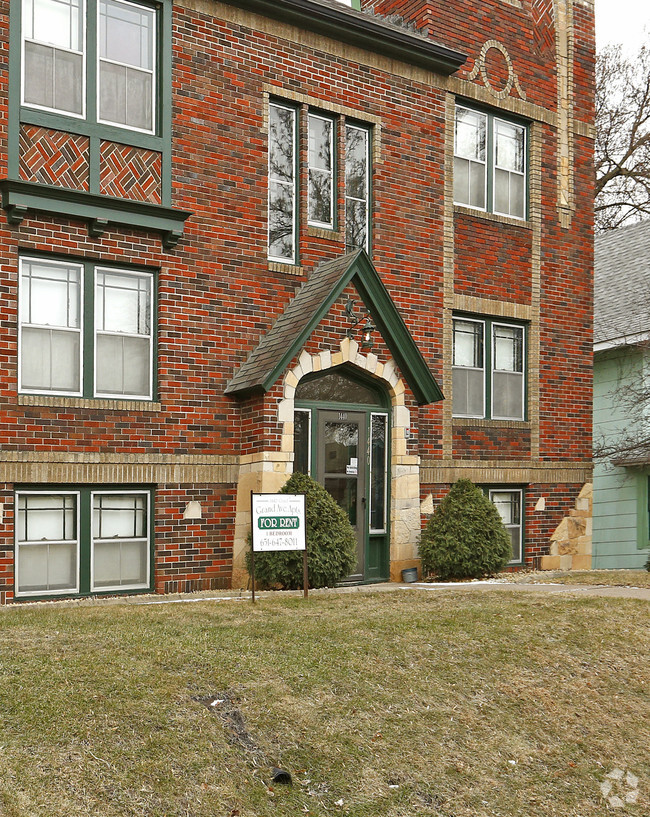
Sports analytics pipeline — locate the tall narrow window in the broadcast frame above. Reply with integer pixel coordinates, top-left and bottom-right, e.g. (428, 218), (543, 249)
(20, 259), (82, 394)
(492, 323), (524, 420)
(268, 102), (297, 262)
(293, 409), (311, 476)
(92, 492), (149, 590)
(98, 0), (156, 132)
(452, 318), (485, 418)
(345, 124), (369, 251)
(489, 489), (523, 563)
(16, 493), (79, 595)
(308, 113), (334, 228)
(369, 413), (387, 532)
(493, 118), (525, 219)
(95, 269), (152, 398)
(454, 107), (486, 210)
(22, 0), (85, 115)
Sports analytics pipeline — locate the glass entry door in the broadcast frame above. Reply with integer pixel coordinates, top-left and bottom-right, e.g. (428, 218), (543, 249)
(317, 410), (366, 582)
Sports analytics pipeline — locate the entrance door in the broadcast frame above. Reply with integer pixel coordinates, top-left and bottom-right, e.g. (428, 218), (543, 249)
(316, 410), (366, 582)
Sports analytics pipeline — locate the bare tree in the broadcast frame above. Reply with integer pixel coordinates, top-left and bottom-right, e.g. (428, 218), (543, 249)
(596, 44), (650, 232)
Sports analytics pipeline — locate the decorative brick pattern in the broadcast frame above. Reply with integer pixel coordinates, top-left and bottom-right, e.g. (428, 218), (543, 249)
(532, 0), (556, 59)
(19, 125), (89, 191)
(100, 142), (162, 203)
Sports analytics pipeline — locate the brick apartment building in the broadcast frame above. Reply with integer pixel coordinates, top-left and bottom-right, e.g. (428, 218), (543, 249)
(0, 0), (593, 602)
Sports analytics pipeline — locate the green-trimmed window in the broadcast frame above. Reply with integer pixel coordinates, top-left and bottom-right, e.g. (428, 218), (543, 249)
(488, 488), (524, 564)
(268, 101), (371, 262)
(452, 315), (525, 420)
(19, 256), (155, 399)
(454, 104), (527, 220)
(21, 0), (158, 134)
(15, 487), (153, 598)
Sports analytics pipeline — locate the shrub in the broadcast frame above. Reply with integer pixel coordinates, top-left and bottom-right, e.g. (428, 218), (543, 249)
(246, 472), (357, 589)
(418, 479), (512, 580)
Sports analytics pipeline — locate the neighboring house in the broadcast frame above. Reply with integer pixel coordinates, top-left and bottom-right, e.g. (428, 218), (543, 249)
(593, 222), (650, 568)
(0, 0), (594, 603)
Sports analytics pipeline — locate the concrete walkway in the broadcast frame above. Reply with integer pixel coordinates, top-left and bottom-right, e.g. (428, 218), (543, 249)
(405, 580), (650, 602)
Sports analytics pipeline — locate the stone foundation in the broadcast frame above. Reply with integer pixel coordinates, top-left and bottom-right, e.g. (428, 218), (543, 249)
(540, 482), (593, 570)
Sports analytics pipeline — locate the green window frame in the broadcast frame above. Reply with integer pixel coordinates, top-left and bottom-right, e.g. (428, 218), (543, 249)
(487, 487), (524, 565)
(454, 103), (527, 220)
(452, 314), (526, 420)
(19, 254), (157, 400)
(268, 100), (372, 263)
(20, 0), (161, 135)
(14, 486), (154, 599)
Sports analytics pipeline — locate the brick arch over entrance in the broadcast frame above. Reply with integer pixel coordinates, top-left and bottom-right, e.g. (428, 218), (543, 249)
(280, 338), (421, 582)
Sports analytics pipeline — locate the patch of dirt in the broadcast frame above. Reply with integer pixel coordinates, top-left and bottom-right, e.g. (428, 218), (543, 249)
(193, 692), (265, 763)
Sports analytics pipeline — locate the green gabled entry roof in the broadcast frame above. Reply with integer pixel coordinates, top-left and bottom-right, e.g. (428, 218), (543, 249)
(225, 250), (444, 406)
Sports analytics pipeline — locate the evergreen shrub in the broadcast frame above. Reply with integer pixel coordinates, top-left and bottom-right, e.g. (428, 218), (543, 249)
(246, 472), (357, 589)
(418, 479), (512, 580)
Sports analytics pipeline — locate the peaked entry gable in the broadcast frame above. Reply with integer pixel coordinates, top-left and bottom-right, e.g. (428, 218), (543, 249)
(225, 250), (444, 405)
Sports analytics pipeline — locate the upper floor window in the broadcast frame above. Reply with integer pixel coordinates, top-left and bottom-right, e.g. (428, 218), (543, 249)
(454, 104), (526, 220)
(268, 100), (371, 264)
(452, 315), (525, 420)
(19, 256), (154, 399)
(21, 0), (157, 134)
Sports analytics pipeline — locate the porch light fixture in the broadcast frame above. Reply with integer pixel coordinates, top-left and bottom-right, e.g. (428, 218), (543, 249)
(344, 298), (375, 351)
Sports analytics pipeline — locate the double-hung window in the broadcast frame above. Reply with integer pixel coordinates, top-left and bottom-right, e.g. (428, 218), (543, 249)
(19, 256), (154, 399)
(15, 488), (152, 598)
(268, 101), (371, 262)
(452, 316), (525, 420)
(21, 0), (158, 134)
(454, 104), (526, 219)
(489, 488), (523, 564)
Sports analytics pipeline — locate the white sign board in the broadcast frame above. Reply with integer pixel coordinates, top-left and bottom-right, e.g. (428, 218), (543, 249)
(251, 493), (306, 552)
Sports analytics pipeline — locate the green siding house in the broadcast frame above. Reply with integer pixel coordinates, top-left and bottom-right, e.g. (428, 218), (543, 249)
(593, 223), (650, 568)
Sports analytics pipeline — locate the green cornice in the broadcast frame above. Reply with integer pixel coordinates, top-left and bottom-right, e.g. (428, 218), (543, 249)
(0, 179), (192, 250)
(224, 0), (466, 75)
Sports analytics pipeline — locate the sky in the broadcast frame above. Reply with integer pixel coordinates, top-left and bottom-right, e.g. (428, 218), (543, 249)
(595, 0), (650, 53)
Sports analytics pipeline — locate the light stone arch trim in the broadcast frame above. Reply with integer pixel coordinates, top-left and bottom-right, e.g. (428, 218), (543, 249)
(278, 337), (422, 580)
(467, 40), (526, 101)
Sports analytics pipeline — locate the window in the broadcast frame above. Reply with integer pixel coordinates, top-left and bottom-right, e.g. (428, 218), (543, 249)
(268, 100), (371, 262)
(21, 0), (158, 134)
(454, 104), (526, 219)
(489, 488), (523, 563)
(15, 488), (152, 597)
(452, 316), (525, 420)
(19, 256), (154, 399)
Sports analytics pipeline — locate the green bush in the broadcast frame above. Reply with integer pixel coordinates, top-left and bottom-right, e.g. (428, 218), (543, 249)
(246, 472), (357, 589)
(418, 479), (512, 580)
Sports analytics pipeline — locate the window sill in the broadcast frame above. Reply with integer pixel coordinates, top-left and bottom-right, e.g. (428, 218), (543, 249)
(0, 179), (191, 250)
(454, 204), (532, 230)
(307, 226), (344, 241)
(268, 260), (305, 276)
(453, 417), (529, 429)
(18, 395), (162, 411)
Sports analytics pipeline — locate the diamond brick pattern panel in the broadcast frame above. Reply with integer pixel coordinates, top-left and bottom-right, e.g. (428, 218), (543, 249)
(532, 0), (555, 58)
(19, 125), (90, 191)
(100, 142), (162, 204)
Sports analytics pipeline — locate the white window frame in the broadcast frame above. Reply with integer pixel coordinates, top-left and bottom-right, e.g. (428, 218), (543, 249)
(268, 101), (298, 264)
(15, 490), (81, 598)
(489, 488), (523, 564)
(21, 0), (87, 119)
(90, 489), (151, 592)
(453, 104), (527, 221)
(93, 266), (154, 400)
(491, 321), (525, 421)
(18, 257), (85, 397)
(345, 122), (370, 252)
(452, 316), (486, 419)
(96, 0), (157, 135)
(308, 112), (335, 230)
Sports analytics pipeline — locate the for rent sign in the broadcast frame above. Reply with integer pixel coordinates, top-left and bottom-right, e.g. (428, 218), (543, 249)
(251, 493), (306, 552)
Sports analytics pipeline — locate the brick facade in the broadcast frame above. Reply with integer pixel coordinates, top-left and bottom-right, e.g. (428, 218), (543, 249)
(0, 0), (594, 601)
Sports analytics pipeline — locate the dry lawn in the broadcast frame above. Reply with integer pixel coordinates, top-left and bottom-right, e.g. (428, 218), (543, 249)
(0, 589), (648, 817)
(500, 569), (650, 588)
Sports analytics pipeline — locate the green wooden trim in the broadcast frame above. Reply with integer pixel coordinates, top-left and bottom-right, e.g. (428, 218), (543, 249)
(160, 0), (173, 205)
(89, 136), (101, 196)
(0, 179), (191, 246)
(8, 0), (21, 179)
(225, 0), (465, 75)
(250, 250), (443, 405)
